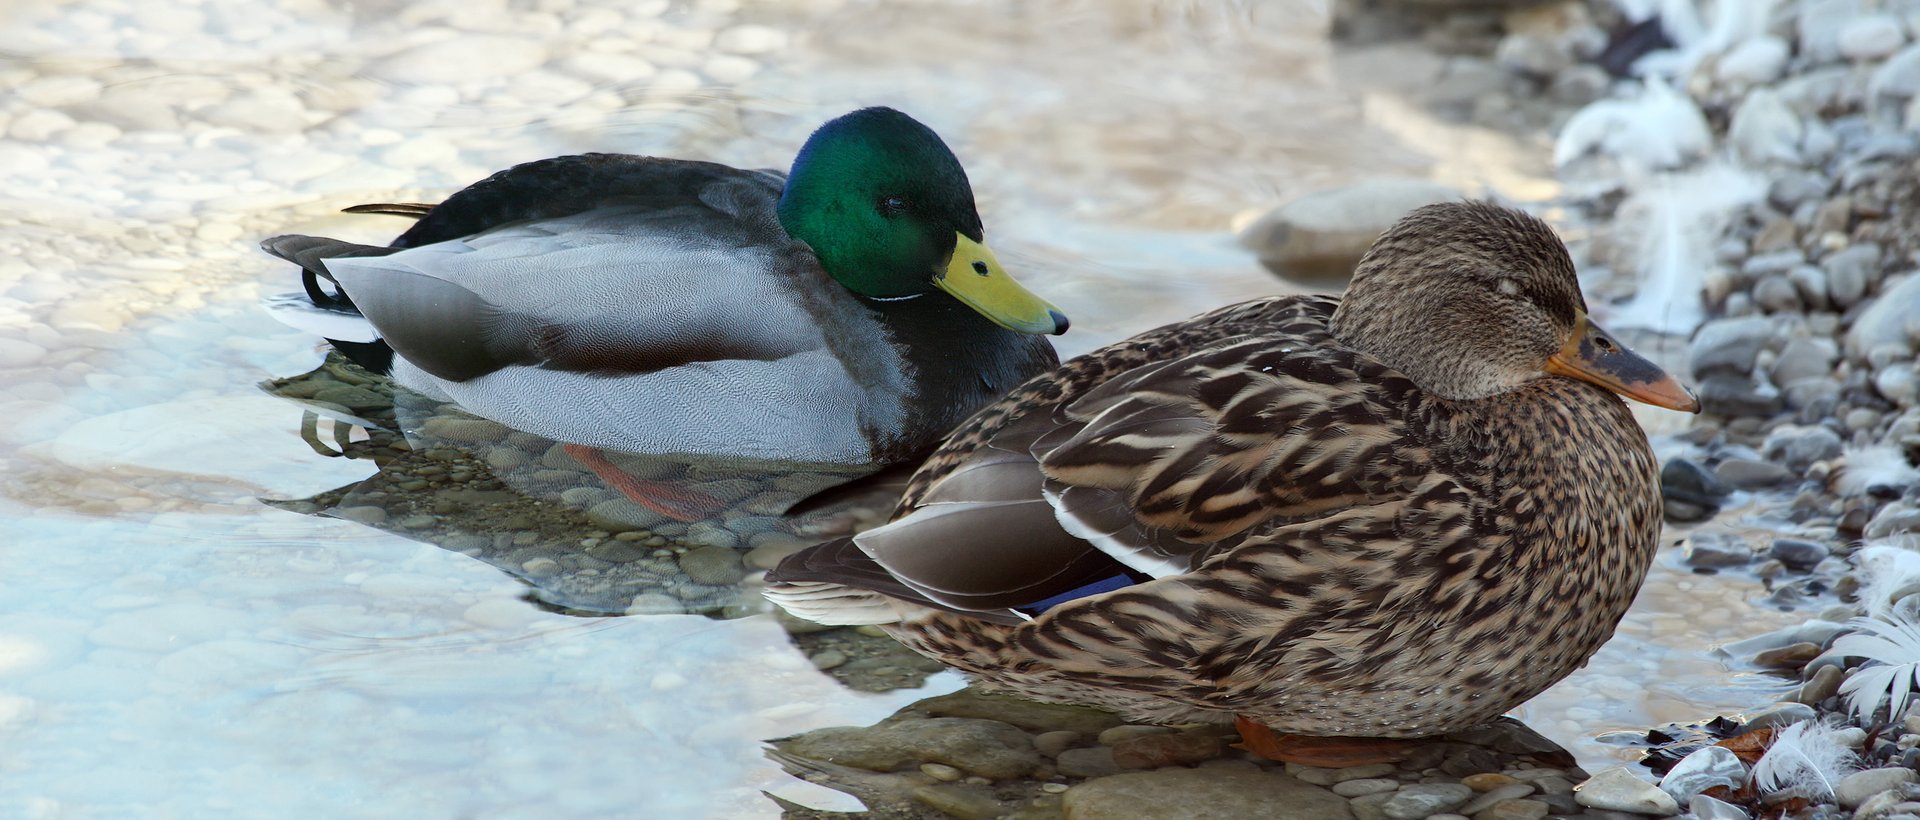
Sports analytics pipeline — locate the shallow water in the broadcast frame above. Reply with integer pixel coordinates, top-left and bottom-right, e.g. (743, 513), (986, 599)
(0, 0), (1825, 815)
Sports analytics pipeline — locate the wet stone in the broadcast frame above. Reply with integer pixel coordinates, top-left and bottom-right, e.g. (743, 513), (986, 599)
(1474, 799), (1549, 819)
(775, 717), (1042, 781)
(1055, 746), (1122, 778)
(1457, 783), (1536, 815)
(1574, 766), (1678, 815)
(1462, 773), (1519, 791)
(1763, 424), (1844, 472)
(1658, 745), (1745, 804)
(1742, 701), (1818, 731)
(1769, 538), (1829, 571)
(1097, 724), (1173, 745)
(676, 547), (744, 585)
(1110, 731), (1223, 769)
(1332, 778), (1399, 797)
(1690, 316), (1776, 378)
(1033, 730), (1080, 758)
(1062, 768), (1353, 820)
(1382, 783), (1473, 818)
(914, 690), (1125, 735)
(1684, 532), (1753, 568)
(1697, 374), (1784, 418)
(584, 499), (667, 533)
(1837, 766), (1919, 807)
(1716, 458), (1796, 488)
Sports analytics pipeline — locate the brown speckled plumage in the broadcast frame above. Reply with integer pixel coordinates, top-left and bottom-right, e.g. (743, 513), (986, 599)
(766, 202), (1684, 737)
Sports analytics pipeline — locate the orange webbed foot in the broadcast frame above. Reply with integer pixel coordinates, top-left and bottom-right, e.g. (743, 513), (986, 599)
(1233, 715), (1417, 767)
(563, 443), (726, 523)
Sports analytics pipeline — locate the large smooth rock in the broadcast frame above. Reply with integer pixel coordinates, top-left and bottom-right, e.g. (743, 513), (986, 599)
(1659, 745), (1745, 803)
(1690, 316), (1776, 378)
(1848, 273), (1920, 358)
(775, 717), (1043, 781)
(1063, 767), (1353, 820)
(911, 689), (1126, 735)
(1835, 766), (1918, 807)
(1239, 179), (1464, 285)
(1573, 767), (1679, 815)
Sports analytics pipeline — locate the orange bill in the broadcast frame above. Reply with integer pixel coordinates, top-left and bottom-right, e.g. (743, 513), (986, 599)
(1544, 312), (1701, 413)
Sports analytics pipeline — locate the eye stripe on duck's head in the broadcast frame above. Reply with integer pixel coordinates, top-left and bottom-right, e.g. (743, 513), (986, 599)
(1329, 201), (1591, 401)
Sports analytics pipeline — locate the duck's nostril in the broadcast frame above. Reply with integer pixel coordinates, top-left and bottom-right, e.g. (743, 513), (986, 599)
(972, 260), (990, 276)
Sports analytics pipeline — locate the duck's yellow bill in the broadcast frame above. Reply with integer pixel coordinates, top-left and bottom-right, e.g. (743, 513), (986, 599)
(1545, 311), (1701, 413)
(935, 234), (1069, 336)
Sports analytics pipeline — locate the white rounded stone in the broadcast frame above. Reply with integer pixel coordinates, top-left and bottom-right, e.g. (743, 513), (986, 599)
(1839, 14), (1907, 61)
(8, 108), (75, 142)
(562, 52), (658, 84)
(1717, 36), (1790, 86)
(713, 24), (787, 55)
(16, 75), (102, 106)
(372, 35), (550, 84)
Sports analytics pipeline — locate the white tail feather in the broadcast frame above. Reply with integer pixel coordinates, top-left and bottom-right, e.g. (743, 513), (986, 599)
(763, 581), (905, 626)
(262, 291), (381, 343)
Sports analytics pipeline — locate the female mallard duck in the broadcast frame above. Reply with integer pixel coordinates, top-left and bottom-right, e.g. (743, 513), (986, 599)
(766, 201), (1699, 758)
(262, 107), (1066, 469)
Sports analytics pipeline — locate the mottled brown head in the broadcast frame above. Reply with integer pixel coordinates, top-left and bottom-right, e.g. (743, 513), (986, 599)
(1330, 201), (1698, 411)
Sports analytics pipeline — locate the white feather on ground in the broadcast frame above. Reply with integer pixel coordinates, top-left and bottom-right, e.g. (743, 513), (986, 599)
(1852, 544), (1920, 621)
(1626, 0), (1782, 78)
(1751, 720), (1858, 799)
(1831, 444), (1920, 500)
(1817, 607), (1920, 724)
(1605, 162), (1766, 334)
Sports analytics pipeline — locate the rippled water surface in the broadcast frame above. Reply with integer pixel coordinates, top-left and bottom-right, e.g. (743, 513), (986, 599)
(0, 0), (1820, 815)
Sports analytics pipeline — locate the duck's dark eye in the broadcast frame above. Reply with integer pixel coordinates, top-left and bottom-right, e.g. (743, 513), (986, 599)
(877, 195), (909, 216)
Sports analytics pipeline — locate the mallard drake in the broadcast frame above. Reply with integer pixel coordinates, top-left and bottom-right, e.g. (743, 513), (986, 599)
(262, 107), (1066, 468)
(766, 202), (1700, 753)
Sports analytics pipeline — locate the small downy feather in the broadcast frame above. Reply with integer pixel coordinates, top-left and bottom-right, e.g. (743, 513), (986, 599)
(1751, 720), (1858, 799)
(1854, 543), (1920, 621)
(1816, 603), (1920, 724)
(1831, 444), (1920, 500)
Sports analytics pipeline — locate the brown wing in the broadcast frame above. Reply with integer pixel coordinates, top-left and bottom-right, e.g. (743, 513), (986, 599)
(772, 294), (1437, 616)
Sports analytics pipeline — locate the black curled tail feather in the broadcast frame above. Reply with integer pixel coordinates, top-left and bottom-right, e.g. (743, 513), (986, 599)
(260, 234), (401, 374)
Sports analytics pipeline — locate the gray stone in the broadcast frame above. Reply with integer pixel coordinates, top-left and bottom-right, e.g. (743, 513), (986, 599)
(1474, 799), (1550, 820)
(1753, 274), (1804, 313)
(1332, 778), (1399, 797)
(1698, 373), (1784, 417)
(1741, 701), (1818, 731)
(1239, 179), (1465, 285)
(1848, 274), (1920, 359)
(1838, 14), (1907, 61)
(1729, 88), (1803, 164)
(1658, 745), (1745, 803)
(1573, 766), (1680, 815)
(1715, 458), (1796, 488)
(1684, 532), (1753, 568)
(1718, 35), (1790, 85)
(1456, 782), (1537, 814)
(1770, 172), (1831, 209)
(1032, 730), (1080, 758)
(1055, 746), (1123, 778)
(1763, 424), (1843, 471)
(1061, 767), (1353, 819)
(1867, 502), (1920, 539)
(1770, 336), (1840, 388)
(1742, 249), (1807, 279)
(776, 717), (1042, 780)
(1689, 318), (1774, 378)
(914, 689), (1124, 735)
(1824, 243), (1881, 308)
(1688, 794), (1749, 819)
(1871, 44), (1920, 100)
(677, 546), (744, 585)
(1769, 538), (1830, 571)
(1836, 766), (1919, 808)
(1382, 783), (1473, 819)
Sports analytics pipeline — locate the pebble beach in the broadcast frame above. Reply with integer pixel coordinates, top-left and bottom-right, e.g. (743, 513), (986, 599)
(5, 0), (1920, 818)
